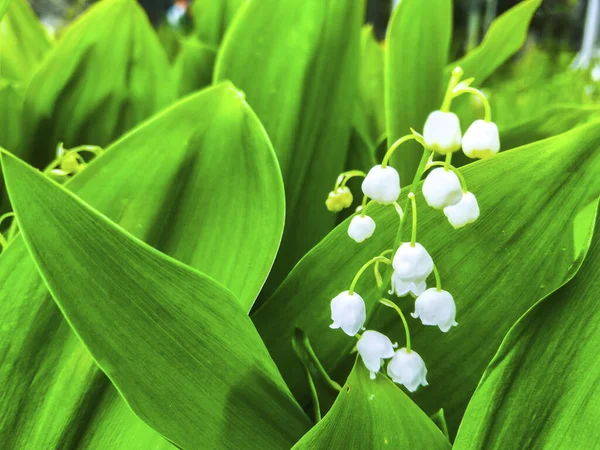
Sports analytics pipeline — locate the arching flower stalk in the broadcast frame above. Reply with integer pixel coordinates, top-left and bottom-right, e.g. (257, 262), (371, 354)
(325, 66), (500, 391)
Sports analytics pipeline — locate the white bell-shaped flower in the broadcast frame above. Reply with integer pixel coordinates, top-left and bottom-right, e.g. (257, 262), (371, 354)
(422, 167), (463, 209)
(361, 165), (401, 204)
(389, 271), (426, 297)
(462, 120), (500, 159)
(392, 242), (434, 286)
(387, 348), (428, 392)
(412, 288), (458, 332)
(443, 192), (479, 228)
(356, 330), (396, 379)
(348, 215), (376, 243)
(329, 291), (366, 337)
(423, 111), (462, 154)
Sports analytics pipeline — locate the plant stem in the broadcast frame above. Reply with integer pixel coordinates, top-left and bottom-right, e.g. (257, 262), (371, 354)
(379, 298), (411, 352)
(381, 134), (417, 168)
(349, 256), (391, 295)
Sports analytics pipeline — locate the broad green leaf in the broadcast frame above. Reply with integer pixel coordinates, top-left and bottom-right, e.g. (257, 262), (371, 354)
(449, 0), (542, 84)
(0, 79), (23, 152)
(0, 0), (10, 21)
(191, 0), (243, 46)
(293, 362), (450, 449)
(454, 208), (600, 449)
(253, 122), (600, 436)
(174, 37), (217, 97)
(1, 150), (310, 449)
(385, 0), (452, 181)
(354, 26), (385, 149)
(0, 84), (286, 447)
(499, 104), (600, 150)
(0, 0), (51, 83)
(21, 0), (174, 169)
(215, 0), (363, 298)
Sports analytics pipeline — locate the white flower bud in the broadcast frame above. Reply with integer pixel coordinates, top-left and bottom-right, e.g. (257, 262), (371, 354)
(389, 272), (426, 297)
(348, 215), (376, 243)
(462, 120), (500, 159)
(356, 330), (396, 379)
(411, 288), (458, 332)
(361, 165), (401, 204)
(423, 111), (462, 154)
(392, 242), (433, 285)
(422, 167), (463, 209)
(329, 291), (366, 337)
(443, 192), (479, 228)
(387, 348), (428, 392)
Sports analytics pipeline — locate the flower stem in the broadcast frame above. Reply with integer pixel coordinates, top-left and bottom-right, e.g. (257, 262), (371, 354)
(374, 249), (394, 287)
(359, 195), (369, 217)
(453, 87), (492, 122)
(441, 67), (464, 112)
(349, 256), (391, 295)
(379, 298), (411, 352)
(409, 193), (417, 246)
(381, 134), (417, 168)
(339, 170), (367, 188)
(444, 152), (452, 170)
(433, 264), (442, 292)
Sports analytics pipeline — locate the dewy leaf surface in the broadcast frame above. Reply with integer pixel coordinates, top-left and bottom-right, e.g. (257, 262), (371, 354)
(448, 0), (542, 83)
(1, 151), (310, 449)
(21, 0), (174, 168)
(0, 84), (286, 448)
(215, 0), (363, 298)
(253, 122), (600, 436)
(293, 362), (450, 450)
(454, 210), (600, 449)
(0, 0), (51, 83)
(385, 0), (451, 181)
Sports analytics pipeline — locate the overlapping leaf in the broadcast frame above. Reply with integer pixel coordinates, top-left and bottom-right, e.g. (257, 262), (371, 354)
(385, 0), (451, 180)
(253, 122), (600, 437)
(0, 0), (51, 83)
(293, 362), (450, 449)
(2, 150), (309, 449)
(215, 0), (363, 298)
(174, 38), (217, 97)
(191, 0), (243, 47)
(454, 207), (600, 449)
(0, 84), (286, 448)
(21, 0), (174, 169)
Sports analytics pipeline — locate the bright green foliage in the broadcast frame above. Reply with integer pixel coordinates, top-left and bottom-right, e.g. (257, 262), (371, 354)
(454, 210), (600, 449)
(385, 0), (451, 180)
(0, 80), (23, 152)
(0, 0), (10, 21)
(191, 0), (243, 47)
(174, 37), (217, 96)
(253, 122), (600, 436)
(293, 362), (450, 449)
(0, 84), (286, 448)
(451, 0), (542, 84)
(1, 150), (309, 449)
(215, 0), (364, 297)
(21, 0), (174, 168)
(0, 0), (51, 83)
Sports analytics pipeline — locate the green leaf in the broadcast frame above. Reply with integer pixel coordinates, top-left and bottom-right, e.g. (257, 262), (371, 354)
(253, 122), (600, 436)
(215, 0), (364, 298)
(21, 0), (174, 169)
(454, 204), (600, 449)
(385, 0), (451, 181)
(0, 0), (51, 83)
(292, 362), (450, 449)
(191, 0), (243, 47)
(174, 37), (217, 97)
(0, 84), (286, 447)
(449, 0), (542, 84)
(499, 104), (600, 151)
(0, 0), (10, 21)
(0, 79), (23, 153)
(354, 26), (385, 149)
(1, 149), (310, 449)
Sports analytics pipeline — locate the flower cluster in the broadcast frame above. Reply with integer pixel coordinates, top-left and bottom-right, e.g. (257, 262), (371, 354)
(325, 67), (500, 392)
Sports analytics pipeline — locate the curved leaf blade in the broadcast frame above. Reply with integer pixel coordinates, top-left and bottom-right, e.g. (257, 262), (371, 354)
(22, 0), (174, 168)
(1, 151), (310, 449)
(293, 362), (450, 449)
(385, 0), (452, 180)
(215, 0), (364, 298)
(454, 207), (600, 449)
(253, 122), (600, 436)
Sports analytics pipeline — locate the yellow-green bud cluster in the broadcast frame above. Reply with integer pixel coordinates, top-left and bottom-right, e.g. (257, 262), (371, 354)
(325, 186), (353, 212)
